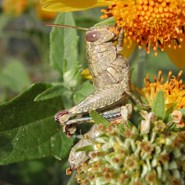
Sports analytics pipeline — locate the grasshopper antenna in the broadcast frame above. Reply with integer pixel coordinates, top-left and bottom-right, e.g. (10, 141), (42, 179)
(44, 22), (88, 31)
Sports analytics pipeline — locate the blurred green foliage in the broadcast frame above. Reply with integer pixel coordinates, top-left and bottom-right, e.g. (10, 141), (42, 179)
(0, 9), (99, 185)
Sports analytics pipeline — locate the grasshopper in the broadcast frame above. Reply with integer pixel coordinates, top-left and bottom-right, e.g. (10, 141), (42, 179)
(48, 24), (141, 135)
(45, 23), (141, 172)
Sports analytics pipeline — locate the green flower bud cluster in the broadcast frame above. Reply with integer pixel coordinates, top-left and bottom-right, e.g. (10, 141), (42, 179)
(76, 112), (185, 185)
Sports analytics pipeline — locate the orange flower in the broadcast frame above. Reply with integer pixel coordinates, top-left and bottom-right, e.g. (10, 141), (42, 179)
(140, 70), (185, 110)
(2, 0), (56, 20)
(2, 0), (28, 16)
(101, 0), (185, 68)
(40, 0), (185, 69)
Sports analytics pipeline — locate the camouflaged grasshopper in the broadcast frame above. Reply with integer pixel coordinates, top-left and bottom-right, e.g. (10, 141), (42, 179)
(45, 23), (141, 172)
(46, 24), (140, 134)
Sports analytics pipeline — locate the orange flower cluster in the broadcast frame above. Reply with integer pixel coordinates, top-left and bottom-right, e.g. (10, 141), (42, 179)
(141, 70), (185, 110)
(102, 0), (185, 55)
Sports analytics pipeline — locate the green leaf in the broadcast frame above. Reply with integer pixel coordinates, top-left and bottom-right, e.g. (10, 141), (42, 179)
(63, 64), (82, 88)
(0, 83), (73, 165)
(0, 15), (11, 33)
(50, 13), (79, 75)
(61, 87), (74, 109)
(180, 108), (185, 122)
(152, 91), (165, 119)
(73, 81), (94, 104)
(34, 84), (63, 101)
(0, 59), (31, 93)
(90, 111), (110, 127)
(95, 17), (115, 26)
(164, 106), (175, 121)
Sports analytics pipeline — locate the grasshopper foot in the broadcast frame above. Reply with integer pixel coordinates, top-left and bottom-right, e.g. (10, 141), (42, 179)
(63, 124), (77, 137)
(54, 110), (70, 124)
(55, 110), (77, 137)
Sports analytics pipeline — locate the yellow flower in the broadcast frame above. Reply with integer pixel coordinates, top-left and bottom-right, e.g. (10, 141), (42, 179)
(81, 68), (93, 80)
(140, 70), (185, 110)
(40, 0), (185, 69)
(35, 1), (57, 20)
(40, 0), (110, 12)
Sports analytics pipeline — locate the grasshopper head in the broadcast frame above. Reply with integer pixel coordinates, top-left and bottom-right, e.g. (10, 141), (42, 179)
(86, 26), (115, 44)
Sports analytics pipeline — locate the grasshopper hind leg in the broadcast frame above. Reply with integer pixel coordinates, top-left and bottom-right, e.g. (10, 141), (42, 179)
(55, 84), (125, 125)
(68, 84), (124, 115)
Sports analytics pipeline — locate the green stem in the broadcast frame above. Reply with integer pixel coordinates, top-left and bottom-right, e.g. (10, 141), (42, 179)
(137, 48), (147, 87)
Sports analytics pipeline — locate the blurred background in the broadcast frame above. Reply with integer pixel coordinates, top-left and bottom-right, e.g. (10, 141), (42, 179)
(0, 0), (184, 184)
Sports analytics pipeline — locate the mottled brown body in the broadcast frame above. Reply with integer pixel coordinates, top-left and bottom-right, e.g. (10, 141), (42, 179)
(55, 25), (139, 127)
(53, 25), (141, 172)
(71, 26), (130, 112)
(87, 27), (129, 88)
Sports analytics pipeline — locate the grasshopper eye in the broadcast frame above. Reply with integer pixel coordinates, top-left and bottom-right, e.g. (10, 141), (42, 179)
(86, 31), (100, 42)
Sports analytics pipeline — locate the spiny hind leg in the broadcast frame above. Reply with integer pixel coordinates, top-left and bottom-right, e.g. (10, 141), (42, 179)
(55, 84), (124, 125)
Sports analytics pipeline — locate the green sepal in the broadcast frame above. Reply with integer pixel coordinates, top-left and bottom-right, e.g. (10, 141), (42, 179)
(76, 145), (94, 152)
(152, 91), (165, 119)
(90, 111), (110, 127)
(169, 123), (185, 132)
(164, 106), (176, 122)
